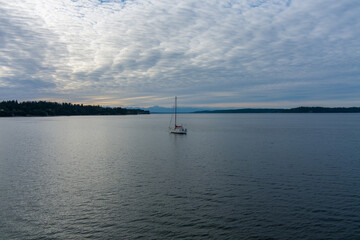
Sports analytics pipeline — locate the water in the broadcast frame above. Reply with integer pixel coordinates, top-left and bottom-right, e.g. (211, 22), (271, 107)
(0, 114), (359, 239)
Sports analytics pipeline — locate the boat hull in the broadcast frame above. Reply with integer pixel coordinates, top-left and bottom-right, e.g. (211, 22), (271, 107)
(170, 131), (187, 134)
(170, 127), (187, 134)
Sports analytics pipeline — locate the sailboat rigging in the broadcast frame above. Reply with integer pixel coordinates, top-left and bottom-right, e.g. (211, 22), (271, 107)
(169, 96), (187, 134)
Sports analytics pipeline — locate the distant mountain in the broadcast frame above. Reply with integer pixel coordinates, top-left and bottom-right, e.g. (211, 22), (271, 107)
(142, 106), (219, 113)
(195, 107), (360, 113)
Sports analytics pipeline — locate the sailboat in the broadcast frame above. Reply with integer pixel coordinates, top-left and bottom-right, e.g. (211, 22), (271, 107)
(170, 96), (187, 134)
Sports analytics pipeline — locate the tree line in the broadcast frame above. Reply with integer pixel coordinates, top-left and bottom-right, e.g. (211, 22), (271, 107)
(0, 100), (149, 117)
(196, 106), (360, 113)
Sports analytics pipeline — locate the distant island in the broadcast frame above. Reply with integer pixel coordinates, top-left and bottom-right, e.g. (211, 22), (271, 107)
(195, 107), (360, 113)
(0, 100), (149, 117)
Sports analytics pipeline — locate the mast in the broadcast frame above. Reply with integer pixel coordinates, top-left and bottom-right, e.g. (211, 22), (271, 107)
(174, 96), (177, 127)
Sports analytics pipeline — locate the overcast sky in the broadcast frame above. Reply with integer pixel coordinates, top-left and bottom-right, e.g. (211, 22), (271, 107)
(0, 0), (359, 108)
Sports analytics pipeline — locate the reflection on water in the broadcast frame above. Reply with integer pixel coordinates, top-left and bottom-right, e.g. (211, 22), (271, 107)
(0, 114), (360, 239)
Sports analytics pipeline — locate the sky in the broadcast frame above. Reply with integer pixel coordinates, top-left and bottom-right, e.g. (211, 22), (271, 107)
(0, 0), (359, 108)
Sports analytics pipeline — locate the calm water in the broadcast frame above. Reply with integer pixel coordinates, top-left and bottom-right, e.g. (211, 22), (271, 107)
(0, 114), (360, 239)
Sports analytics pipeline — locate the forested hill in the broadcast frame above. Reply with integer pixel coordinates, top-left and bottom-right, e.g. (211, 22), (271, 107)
(195, 107), (360, 113)
(0, 101), (149, 117)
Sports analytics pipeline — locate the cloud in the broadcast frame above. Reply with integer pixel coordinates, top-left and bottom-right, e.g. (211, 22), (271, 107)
(0, 0), (359, 107)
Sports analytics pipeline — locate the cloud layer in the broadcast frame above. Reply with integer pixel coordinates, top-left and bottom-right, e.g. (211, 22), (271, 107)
(1, 0), (359, 107)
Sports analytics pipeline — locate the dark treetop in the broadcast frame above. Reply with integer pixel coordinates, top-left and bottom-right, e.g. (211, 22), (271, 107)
(0, 100), (149, 117)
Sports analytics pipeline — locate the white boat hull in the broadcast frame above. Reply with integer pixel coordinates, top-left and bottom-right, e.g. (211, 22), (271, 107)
(170, 126), (187, 134)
